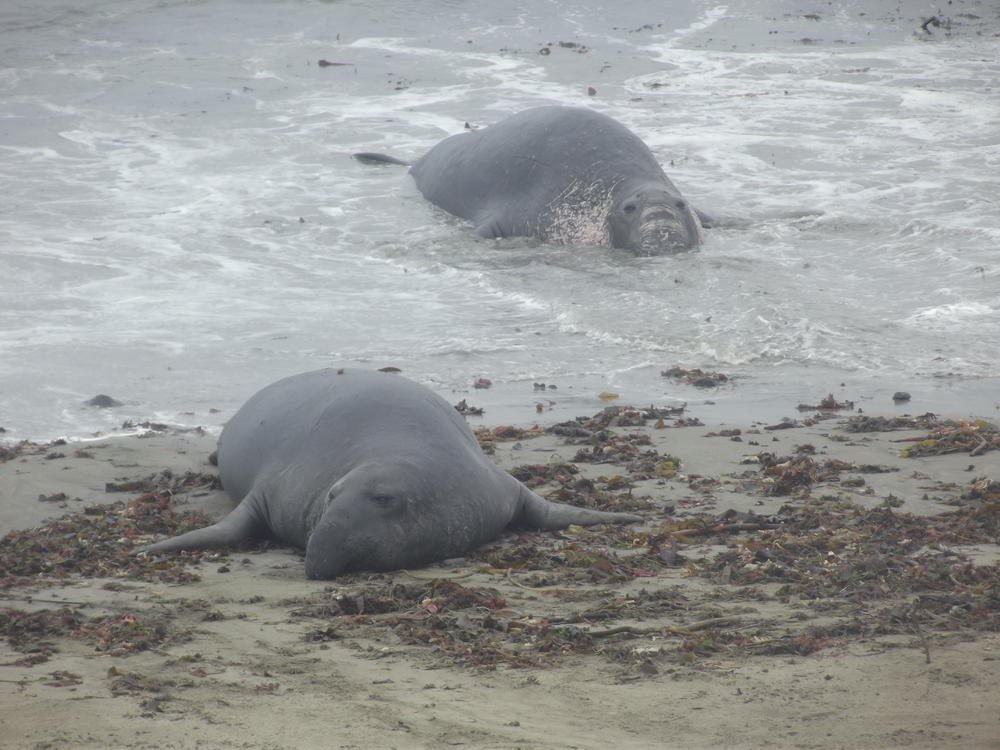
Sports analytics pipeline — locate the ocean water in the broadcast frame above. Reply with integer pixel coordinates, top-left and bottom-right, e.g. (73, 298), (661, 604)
(1, 0), (998, 441)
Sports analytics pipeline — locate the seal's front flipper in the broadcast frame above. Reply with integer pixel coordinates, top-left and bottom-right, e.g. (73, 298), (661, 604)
(353, 152), (411, 167)
(135, 494), (266, 555)
(512, 486), (642, 530)
(473, 213), (508, 239)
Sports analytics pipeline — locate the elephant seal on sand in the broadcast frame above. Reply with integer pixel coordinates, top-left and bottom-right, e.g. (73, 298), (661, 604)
(139, 368), (641, 579)
(355, 106), (707, 255)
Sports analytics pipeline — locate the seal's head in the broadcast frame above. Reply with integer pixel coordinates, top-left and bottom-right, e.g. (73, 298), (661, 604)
(608, 186), (703, 255)
(303, 459), (484, 579)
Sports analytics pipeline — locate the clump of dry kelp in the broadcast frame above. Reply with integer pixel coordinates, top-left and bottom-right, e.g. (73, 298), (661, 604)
(845, 414), (1000, 457)
(0, 470), (220, 587)
(278, 407), (999, 671)
(897, 419), (1000, 458)
(0, 607), (179, 666)
(661, 366), (731, 389)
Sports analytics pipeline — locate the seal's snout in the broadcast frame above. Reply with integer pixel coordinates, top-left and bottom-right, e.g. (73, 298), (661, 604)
(638, 215), (686, 253)
(637, 200), (703, 254)
(304, 519), (351, 579)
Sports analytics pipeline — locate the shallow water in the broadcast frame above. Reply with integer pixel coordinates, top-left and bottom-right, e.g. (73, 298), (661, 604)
(1, 0), (998, 440)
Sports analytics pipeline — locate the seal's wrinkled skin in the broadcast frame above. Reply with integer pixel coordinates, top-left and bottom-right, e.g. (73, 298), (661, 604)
(356, 106), (707, 255)
(139, 368), (641, 578)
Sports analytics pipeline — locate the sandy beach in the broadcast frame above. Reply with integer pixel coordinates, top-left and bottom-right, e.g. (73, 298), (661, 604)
(1, 396), (998, 750)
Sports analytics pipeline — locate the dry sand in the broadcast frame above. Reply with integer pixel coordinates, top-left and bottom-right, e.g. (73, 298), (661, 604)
(1, 404), (998, 750)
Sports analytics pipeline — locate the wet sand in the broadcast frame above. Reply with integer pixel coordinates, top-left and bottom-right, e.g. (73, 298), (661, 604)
(1, 403), (998, 749)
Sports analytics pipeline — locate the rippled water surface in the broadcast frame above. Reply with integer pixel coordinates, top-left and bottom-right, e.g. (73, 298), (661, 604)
(1, 0), (998, 439)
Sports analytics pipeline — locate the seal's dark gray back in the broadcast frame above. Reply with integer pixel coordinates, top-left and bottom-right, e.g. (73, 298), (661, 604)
(216, 368), (479, 502)
(410, 106), (672, 230)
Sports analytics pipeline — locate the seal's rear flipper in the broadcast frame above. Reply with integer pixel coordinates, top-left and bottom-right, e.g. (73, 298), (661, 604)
(134, 495), (266, 555)
(512, 486), (642, 530)
(353, 152), (411, 167)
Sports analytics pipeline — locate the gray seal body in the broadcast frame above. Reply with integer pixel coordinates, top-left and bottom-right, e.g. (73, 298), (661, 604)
(357, 106), (706, 254)
(140, 368), (640, 578)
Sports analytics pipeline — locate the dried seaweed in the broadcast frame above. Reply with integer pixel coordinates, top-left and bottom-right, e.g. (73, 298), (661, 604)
(896, 419), (1000, 458)
(0, 471), (221, 587)
(0, 608), (177, 660)
(661, 367), (731, 388)
(3, 407), (997, 678)
(0, 440), (49, 463)
(844, 414), (943, 433)
(797, 394), (855, 411)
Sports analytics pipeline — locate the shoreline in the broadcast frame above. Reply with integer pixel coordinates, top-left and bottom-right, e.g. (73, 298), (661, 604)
(1, 404), (998, 749)
(2, 395), (998, 539)
(3, 367), (999, 446)
(458, 371), (1000, 433)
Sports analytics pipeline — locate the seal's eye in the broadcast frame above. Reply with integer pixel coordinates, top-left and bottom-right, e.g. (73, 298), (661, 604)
(623, 202), (637, 215)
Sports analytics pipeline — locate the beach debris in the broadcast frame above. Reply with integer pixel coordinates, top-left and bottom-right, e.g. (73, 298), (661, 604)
(919, 15), (950, 34)
(0, 471), (221, 587)
(550, 422), (594, 438)
(272, 477), (998, 670)
(696, 500), (998, 617)
(796, 394), (854, 411)
(511, 461), (654, 513)
(473, 377), (493, 389)
(474, 425), (540, 446)
(661, 367), (730, 388)
(1, 440), (56, 463)
(758, 452), (819, 495)
(764, 419), (799, 430)
(0, 607), (176, 663)
(108, 667), (174, 714)
(74, 612), (175, 655)
(549, 405), (686, 436)
(843, 413), (942, 432)
(598, 391), (620, 402)
(86, 394), (123, 408)
(37, 492), (73, 504)
(454, 399), (484, 416)
(892, 391), (911, 402)
(703, 429), (741, 438)
(0, 606), (84, 660)
(895, 419), (1000, 458)
(377, 366), (402, 373)
(2, 404), (997, 678)
(42, 670), (84, 687)
(965, 476), (1000, 502)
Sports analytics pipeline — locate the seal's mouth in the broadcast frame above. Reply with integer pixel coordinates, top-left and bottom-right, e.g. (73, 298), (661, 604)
(638, 219), (687, 254)
(636, 208), (703, 254)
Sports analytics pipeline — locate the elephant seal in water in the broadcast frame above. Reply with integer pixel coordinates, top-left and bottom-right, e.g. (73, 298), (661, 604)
(355, 106), (707, 255)
(139, 368), (641, 578)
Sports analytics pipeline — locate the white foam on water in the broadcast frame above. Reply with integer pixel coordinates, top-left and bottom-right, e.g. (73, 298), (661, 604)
(1, 0), (998, 440)
(657, 4), (730, 47)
